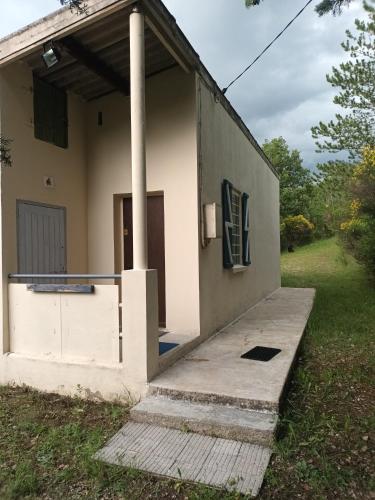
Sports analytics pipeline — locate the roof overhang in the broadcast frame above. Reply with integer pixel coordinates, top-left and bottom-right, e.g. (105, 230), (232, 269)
(0, 0), (277, 176)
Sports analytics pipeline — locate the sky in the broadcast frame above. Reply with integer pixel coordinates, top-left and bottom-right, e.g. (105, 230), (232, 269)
(0, 0), (366, 168)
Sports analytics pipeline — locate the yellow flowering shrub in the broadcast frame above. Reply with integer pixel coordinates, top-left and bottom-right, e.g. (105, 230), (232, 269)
(281, 215), (315, 248)
(340, 147), (375, 278)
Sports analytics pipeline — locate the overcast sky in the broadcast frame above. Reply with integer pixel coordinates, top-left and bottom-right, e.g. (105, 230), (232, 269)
(0, 0), (365, 168)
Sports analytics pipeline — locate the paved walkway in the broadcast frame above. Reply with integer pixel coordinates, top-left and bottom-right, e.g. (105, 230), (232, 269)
(95, 422), (271, 496)
(150, 288), (316, 411)
(96, 288), (315, 496)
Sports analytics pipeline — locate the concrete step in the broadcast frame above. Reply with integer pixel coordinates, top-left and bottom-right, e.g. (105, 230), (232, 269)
(130, 395), (278, 446)
(148, 383), (279, 412)
(95, 422), (272, 497)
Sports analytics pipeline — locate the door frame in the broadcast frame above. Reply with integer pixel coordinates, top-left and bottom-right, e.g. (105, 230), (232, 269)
(113, 191), (166, 325)
(113, 191), (165, 277)
(16, 199), (67, 275)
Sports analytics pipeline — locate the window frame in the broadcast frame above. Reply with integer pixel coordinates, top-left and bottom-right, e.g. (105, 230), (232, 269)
(230, 188), (242, 267)
(222, 179), (251, 271)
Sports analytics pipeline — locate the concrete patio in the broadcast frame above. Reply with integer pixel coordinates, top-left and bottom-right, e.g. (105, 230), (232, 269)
(149, 287), (315, 412)
(96, 287), (315, 496)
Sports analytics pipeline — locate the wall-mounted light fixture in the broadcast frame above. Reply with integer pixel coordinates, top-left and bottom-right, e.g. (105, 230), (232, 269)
(41, 41), (61, 69)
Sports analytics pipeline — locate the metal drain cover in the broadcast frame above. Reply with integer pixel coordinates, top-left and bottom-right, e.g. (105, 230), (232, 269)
(241, 346), (281, 362)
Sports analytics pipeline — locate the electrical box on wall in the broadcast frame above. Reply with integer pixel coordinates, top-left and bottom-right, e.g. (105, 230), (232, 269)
(204, 203), (222, 239)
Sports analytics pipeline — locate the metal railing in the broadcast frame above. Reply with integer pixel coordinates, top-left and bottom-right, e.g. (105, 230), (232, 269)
(9, 274), (121, 280)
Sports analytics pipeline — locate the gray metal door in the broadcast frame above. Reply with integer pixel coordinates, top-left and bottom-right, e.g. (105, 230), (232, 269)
(17, 201), (66, 282)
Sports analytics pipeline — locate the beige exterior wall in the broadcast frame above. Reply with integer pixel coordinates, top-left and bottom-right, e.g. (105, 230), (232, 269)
(9, 283), (120, 365)
(0, 62), (88, 276)
(86, 67), (200, 336)
(0, 61), (88, 356)
(198, 77), (281, 337)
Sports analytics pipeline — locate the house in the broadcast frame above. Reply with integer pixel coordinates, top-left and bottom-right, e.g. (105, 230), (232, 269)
(0, 0), (280, 400)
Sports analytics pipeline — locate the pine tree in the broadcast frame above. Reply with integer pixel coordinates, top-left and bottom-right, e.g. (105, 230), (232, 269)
(311, 1), (375, 158)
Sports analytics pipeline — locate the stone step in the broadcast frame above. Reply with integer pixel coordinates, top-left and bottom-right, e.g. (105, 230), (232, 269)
(130, 395), (278, 446)
(148, 383), (278, 412)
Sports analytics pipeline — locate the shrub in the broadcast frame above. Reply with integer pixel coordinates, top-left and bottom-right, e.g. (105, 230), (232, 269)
(340, 148), (375, 280)
(281, 215), (315, 250)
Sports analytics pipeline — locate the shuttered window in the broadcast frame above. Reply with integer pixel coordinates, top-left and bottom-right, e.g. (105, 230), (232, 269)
(33, 75), (68, 149)
(242, 193), (251, 266)
(231, 189), (242, 266)
(222, 179), (251, 269)
(222, 179), (234, 268)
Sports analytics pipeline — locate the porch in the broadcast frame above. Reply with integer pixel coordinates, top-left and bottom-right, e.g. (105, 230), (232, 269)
(95, 287), (316, 496)
(0, 2), (201, 397)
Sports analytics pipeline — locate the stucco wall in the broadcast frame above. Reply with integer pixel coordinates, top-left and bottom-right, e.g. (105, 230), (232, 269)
(198, 77), (281, 337)
(86, 67), (200, 336)
(0, 62), (88, 276)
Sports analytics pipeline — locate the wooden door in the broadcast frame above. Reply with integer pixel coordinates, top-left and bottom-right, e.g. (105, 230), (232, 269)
(123, 195), (166, 327)
(17, 201), (66, 283)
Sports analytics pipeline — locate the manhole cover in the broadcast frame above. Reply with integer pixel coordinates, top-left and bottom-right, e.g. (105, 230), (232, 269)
(241, 346), (281, 362)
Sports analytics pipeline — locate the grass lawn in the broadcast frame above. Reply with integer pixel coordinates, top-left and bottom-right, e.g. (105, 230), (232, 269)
(0, 238), (374, 499)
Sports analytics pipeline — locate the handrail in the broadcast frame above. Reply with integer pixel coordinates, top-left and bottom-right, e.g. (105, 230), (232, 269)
(9, 274), (121, 280)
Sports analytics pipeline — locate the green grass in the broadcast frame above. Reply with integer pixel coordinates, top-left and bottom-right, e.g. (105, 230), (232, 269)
(0, 238), (373, 499)
(260, 238), (375, 499)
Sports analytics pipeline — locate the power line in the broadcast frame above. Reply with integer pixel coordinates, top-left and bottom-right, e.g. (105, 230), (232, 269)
(222, 0), (315, 95)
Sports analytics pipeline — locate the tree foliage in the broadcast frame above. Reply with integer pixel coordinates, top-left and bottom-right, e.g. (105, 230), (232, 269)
(308, 160), (354, 235)
(245, 0), (356, 16)
(280, 215), (314, 249)
(263, 137), (314, 219)
(340, 147), (375, 277)
(59, 0), (88, 15)
(311, 1), (375, 158)
(0, 138), (12, 167)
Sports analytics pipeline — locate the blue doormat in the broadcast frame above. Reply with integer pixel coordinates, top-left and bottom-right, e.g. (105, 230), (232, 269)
(159, 342), (179, 356)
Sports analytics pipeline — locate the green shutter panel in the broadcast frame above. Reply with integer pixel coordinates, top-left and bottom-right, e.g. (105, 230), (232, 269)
(242, 193), (251, 266)
(33, 75), (68, 149)
(53, 85), (68, 149)
(34, 76), (54, 144)
(222, 179), (234, 268)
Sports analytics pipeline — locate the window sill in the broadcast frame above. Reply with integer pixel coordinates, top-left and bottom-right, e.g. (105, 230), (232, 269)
(232, 265), (248, 274)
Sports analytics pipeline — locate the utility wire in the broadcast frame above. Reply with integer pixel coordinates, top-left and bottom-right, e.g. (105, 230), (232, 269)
(222, 0), (315, 95)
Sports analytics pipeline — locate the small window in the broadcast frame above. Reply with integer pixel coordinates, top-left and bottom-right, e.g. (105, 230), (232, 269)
(222, 179), (251, 269)
(33, 75), (68, 149)
(231, 188), (242, 266)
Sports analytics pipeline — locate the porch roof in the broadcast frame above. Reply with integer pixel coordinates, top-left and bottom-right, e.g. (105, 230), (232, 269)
(0, 0), (278, 177)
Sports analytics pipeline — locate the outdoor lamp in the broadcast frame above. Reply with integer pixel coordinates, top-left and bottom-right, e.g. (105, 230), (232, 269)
(41, 41), (61, 69)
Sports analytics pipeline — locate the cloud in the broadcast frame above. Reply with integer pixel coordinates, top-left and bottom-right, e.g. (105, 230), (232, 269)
(164, 0), (364, 168)
(1, 0), (366, 168)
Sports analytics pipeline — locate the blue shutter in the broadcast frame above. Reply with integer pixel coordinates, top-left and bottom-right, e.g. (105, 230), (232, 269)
(222, 179), (233, 268)
(242, 193), (251, 266)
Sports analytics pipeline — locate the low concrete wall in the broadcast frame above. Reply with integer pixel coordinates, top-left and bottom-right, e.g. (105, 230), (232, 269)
(8, 284), (120, 365)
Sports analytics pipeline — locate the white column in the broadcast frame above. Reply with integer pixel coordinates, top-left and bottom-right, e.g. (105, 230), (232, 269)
(130, 7), (147, 270)
(122, 8), (159, 396)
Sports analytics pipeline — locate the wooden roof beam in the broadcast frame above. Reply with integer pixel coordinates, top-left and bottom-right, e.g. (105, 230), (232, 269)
(59, 35), (130, 96)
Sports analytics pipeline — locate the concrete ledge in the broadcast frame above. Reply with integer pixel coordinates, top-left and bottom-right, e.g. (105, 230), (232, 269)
(131, 396), (277, 446)
(149, 288), (315, 412)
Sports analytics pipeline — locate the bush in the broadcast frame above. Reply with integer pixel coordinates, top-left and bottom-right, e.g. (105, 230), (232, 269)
(340, 148), (375, 280)
(281, 215), (315, 250)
